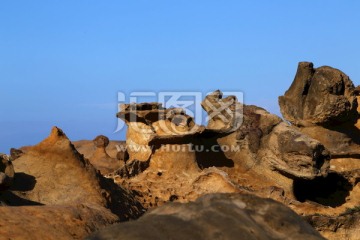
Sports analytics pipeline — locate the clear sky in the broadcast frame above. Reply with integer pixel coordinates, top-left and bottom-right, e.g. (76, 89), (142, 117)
(1, 1), (359, 153)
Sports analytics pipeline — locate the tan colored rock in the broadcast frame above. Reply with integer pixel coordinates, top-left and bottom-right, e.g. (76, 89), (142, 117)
(0, 127), (144, 239)
(0, 154), (14, 190)
(279, 62), (360, 154)
(279, 62), (357, 126)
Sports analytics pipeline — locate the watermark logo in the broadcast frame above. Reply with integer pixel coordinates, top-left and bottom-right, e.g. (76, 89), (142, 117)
(115, 91), (243, 133)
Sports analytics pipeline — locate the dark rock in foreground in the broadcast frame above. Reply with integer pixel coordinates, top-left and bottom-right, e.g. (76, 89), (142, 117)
(87, 193), (324, 240)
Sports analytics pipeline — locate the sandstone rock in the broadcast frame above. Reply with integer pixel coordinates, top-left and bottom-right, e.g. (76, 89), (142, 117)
(0, 203), (118, 240)
(87, 193), (325, 240)
(0, 127), (144, 239)
(0, 154), (14, 190)
(87, 135), (122, 175)
(279, 62), (360, 154)
(10, 148), (23, 160)
(112, 92), (336, 226)
(201, 90), (243, 131)
(117, 102), (201, 164)
(279, 62), (357, 126)
(73, 140), (124, 160)
(94, 135), (110, 148)
(116, 147), (129, 163)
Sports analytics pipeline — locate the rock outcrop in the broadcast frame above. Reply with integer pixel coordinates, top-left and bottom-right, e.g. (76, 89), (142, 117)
(87, 193), (325, 240)
(2, 61), (359, 240)
(113, 91), (330, 210)
(0, 154), (14, 191)
(112, 88), (360, 240)
(279, 62), (357, 127)
(279, 62), (360, 154)
(279, 62), (360, 239)
(88, 135), (122, 175)
(0, 127), (144, 239)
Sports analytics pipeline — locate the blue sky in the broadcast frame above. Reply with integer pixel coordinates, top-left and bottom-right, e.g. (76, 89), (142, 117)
(1, 1), (359, 153)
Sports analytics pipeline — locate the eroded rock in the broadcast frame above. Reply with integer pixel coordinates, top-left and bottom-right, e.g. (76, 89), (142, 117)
(87, 193), (325, 240)
(0, 127), (144, 239)
(279, 62), (357, 126)
(0, 154), (14, 190)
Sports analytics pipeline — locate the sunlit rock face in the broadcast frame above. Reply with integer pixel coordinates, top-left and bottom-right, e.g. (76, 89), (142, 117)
(278, 62), (360, 240)
(0, 127), (144, 239)
(113, 89), (331, 218)
(279, 62), (360, 154)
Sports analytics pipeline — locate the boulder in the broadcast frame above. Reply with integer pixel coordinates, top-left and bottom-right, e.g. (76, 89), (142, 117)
(279, 62), (360, 153)
(87, 193), (324, 240)
(279, 62), (357, 126)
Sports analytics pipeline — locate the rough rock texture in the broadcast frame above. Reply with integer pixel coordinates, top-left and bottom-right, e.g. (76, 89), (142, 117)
(278, 62), (360, 239)
(86, 135), (122, 175)
(112, 88), (360, 240)
(73, 140), (124, 160)
(279, 62), (359, 154)
(73, 138), (125, 175)
(87, 193), (324, 240)
(114, 93), (330, 207)
(201, 90), (243, 131)
(0, 204), (118, 239)
(279, 62), (357, 126)
(0, 154), (14, 191)
(0, 127), (144, 239)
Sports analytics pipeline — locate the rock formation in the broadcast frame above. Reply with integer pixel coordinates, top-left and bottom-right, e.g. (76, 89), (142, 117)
(87, 193), (325, 240)
(0, 154), (14, 191)
(88, 135), (122, 175)
(0, 127), (144, 239)
(279, 62), (359, 154)
(278, 62), (360, 239)
(110, 87), (360, 239)
(113, 91), (330, 209)
(2, 61), (360, 240)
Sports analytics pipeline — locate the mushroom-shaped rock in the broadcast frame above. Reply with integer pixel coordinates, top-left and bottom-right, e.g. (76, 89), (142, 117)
(93, 135), (110, 148)
(90, 135), (121, 175)
(117, 102), (202, 163)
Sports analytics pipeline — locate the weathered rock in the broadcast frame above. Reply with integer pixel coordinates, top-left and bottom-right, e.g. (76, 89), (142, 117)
(0, 154), (14, 190)
(278, 63), (360, 239)
(117, 102), (201, 163)
(113, 91), (335, 222)
(279, 62), (360, 154)
(116, 146), (129, 163)
(87, 193), (325, 240)
(305, 209), (360, 240)
(0, 127), (144, 239)
(10, 148), (23, 160)
(74, 140), (124, 160)
(93, 135), (110, 148)
(201, 90), (243, 131)
(279, 62), (358, 126)
(0, 204), (118, 240)
(88, 135), (122, 175)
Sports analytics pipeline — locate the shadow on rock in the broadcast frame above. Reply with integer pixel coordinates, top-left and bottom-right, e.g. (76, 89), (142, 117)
(10, 172), (37, 192)
(293, 172), (353, 207)
(0, 191), (43, 206)
(195, 138), (234, 169)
